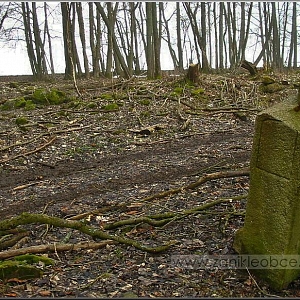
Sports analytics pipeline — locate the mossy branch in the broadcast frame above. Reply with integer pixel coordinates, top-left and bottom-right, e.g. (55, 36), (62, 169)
(0, 213), (175, 253)
(105, 194), (248, 230)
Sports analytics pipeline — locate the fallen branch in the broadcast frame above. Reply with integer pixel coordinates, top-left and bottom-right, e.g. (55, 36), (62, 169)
(0, 213), (176, 253)
(0, 136), (57, 164)
(0, 125), (91, 152)
(0, 241), (117, 260)
(0, 231), (29, 251)
(139, 168), (250, 202)
(105, 193), (248, 230)
(241, 60), (258, 76)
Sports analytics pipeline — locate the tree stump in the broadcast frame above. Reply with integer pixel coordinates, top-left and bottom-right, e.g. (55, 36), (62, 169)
(241, 60), (258, 76)
(186, 63), (200, 83)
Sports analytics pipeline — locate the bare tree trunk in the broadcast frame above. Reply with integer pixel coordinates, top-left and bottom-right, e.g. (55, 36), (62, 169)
(288, 2), (297, 69)
(292, 2), (297, 68)
(200, 2), (209, 72)
(43, 3), (55, 75)
(146, 2), (154, 78)
(21, 2), (47, 79)
(183, 3), (210, 71)
(130, 3), (141, 74)
(271, 2), (282, 69)
(70, 3), (82, 77)
(76, 3), (89, 78)
(161, 3), (179, 69)
(95, 2), (130, 78)
(96, 7), (103, 75)
(219, 3), (224, 69)
(61, 2), (73, 79)
(224, 3), (235, 68)
(207, 3), (212, 67)
(280, 3), (289, 68)
(213, 2), (219, 69)
(106, 2), (113, 78)
(89, 3), (99, 77)
(176, 3), (184, 71)
(155, 2), (162, 78)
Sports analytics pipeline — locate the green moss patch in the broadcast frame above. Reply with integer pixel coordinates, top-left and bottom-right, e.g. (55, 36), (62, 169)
(0, 100), (16, 111)
(172, 87), (184, 95)
(191, 88), (205, 96)
(259, 83), (284, 93)
(103, 103), (119, 111)
(24, 100), (36, 110)
(139, 99), (151, 106)
(15, 116), (29, 126)
(0, 260), (43, 281)
(0, 88), (72, 111)
(14, 254), (54, 266)
(100, 93), (114, 100)
(29, 88), (69, 105)
(8, 82), (19, 88)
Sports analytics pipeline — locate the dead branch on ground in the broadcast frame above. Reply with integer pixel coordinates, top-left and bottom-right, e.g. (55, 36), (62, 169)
(0, 136), (57, 164)
(0, 213), (176, 254)
(105, 193), (248, 230)
(139, 168), (249, 202)
(0, 241), (117, 260)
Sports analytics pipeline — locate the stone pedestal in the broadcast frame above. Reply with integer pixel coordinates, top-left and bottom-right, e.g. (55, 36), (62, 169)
(234, 96), (300, 290)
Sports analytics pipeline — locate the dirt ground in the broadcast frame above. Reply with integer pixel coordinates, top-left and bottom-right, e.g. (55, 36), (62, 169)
(0, 71), (300, 297)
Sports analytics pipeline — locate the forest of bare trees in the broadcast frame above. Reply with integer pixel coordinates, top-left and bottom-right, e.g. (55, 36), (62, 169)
(0, 2), (298, 79)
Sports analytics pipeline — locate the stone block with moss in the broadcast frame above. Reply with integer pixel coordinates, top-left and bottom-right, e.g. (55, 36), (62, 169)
(234, 96), (300, 290)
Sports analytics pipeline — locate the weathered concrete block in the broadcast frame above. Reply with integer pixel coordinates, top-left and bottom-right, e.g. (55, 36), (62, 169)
(234, 96), (300, 290)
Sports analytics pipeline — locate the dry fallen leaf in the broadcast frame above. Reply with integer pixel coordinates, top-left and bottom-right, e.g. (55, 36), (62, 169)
(39, 290), (52, 296)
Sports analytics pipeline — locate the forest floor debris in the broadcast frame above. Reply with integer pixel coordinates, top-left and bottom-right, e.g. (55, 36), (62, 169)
(0, 71), (299, 297)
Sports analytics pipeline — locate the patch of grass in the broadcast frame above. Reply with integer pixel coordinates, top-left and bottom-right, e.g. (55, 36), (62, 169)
(65, 144), (99, 157)
(0, 260), (43, 281)
(99, 272), (113, 279)
(156, 110), (168, 116)
(112, 129), (126, 135)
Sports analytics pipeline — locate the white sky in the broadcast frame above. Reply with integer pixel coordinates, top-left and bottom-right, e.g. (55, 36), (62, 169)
(0, 44), (31, 75)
